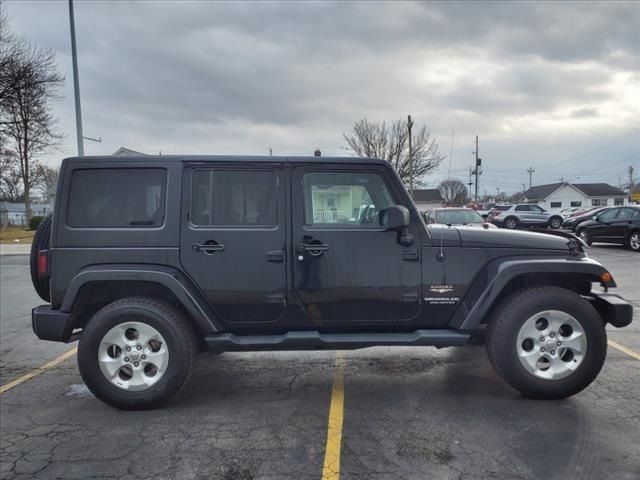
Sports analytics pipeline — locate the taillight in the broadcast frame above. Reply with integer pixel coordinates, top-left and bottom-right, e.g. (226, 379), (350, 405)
(37, 250), (49, 277)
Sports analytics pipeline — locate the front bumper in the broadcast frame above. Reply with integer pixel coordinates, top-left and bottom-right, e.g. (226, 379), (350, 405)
(32, 305), (75, 342)
(586, 293), (633, 328)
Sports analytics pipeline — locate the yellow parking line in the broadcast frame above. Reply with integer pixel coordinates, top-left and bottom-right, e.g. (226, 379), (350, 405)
(0, 347), (77, 394)
(321, 353), (346, 480)
(608, 340), (640, 361)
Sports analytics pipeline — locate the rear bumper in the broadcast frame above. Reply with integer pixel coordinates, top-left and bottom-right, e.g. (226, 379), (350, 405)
(586, 292), (633, 328)
(32, 305), (75, 342)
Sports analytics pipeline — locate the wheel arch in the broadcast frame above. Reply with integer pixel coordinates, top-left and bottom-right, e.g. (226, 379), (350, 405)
(61, 265), (223, 336)
(450, 258), (615, 330)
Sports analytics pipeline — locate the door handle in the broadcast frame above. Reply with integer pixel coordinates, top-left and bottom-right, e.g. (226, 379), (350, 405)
(297, 243), (330, 256)
(192, 242), (225, 254)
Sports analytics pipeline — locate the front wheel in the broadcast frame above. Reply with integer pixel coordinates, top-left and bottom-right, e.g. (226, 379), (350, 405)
(78, 297), (197, 410)
(628, 230), (640, 252)
(549, 216), (562, 229)
(578, 229), (592, 246)
(486, 286), (606, 399)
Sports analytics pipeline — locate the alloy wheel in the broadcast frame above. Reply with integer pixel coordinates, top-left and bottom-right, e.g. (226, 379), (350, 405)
(98, 322), (169, 391)
(630, 232), (640, 251)
(516, 310), (587, 380)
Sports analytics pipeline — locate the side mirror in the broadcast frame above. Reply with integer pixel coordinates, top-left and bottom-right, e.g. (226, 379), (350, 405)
(592, 215), (599, 221)
(380, 205), (414, 247)
(381, 205), (410, 231)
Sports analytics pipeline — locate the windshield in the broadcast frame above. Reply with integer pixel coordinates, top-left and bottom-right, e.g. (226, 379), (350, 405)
(436, 209), (484, 224)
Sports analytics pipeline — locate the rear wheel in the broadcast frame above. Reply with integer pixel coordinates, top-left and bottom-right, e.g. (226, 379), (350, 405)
(78, 297), (196, 410)
(486, 286), (606, 399)
(29, 214), (52, 302)
(628, 230), (640, 252)
(504, 217), (518, 229)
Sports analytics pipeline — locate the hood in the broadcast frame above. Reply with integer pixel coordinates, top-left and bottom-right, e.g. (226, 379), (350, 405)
(455, 227), (578, 251)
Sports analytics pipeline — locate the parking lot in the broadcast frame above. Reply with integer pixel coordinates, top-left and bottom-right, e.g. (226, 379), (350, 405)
(1, 246), (639, 480)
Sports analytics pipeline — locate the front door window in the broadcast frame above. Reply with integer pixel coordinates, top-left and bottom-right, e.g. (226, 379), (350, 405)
(303, 172), (393, 228)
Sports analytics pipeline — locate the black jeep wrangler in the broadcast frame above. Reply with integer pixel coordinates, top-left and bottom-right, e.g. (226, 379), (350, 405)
(31, 155), (632, 409)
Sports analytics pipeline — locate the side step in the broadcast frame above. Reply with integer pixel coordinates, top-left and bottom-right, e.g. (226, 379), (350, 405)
(205, 329), (470, 352)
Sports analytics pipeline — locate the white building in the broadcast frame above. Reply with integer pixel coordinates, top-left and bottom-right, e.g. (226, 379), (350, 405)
(520, 182), (627, 211)
(0, 202), (53, 226)
(112, 147), (147, 156)
(412, 189), (444, 211)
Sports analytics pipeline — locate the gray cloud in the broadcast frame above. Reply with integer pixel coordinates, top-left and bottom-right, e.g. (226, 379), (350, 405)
(4, 0), (639, 193)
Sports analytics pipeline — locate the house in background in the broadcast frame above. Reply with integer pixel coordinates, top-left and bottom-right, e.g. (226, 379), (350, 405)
(520, 182), (627, 211)
(412, 189), (444, 211)
(0, 202), (53, 227)
(112, 147), (147, 156)
(310, 184), (370, 223)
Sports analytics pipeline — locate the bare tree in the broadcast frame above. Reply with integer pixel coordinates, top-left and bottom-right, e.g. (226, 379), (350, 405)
(438, 179), (469, 206)
(33, 163), (58, 202)
(0, 154), (24, 201)
(0, 9), (63, 220)
(343, 118), (444, 188)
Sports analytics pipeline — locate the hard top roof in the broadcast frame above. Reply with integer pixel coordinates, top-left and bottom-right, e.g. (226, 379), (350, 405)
(63, 155), (388, 166)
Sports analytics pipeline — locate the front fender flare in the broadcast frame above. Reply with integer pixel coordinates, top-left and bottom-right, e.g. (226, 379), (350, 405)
(450, 257), (613, 330)
(61, 264), (222, 333)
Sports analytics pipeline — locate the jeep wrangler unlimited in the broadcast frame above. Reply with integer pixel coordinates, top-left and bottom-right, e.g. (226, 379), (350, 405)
(31, 155), (632, 409)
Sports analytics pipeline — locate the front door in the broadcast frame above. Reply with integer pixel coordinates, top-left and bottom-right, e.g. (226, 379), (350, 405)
(180, 165), (287, 326)
(590, 207), (618, 241)
(291, 166), (422, 325)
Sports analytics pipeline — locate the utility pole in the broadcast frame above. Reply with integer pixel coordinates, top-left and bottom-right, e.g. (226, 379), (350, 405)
(269, 147), (272, 156)
(472, 135), (482, 203)
(629, 165), (635, 202)
(526, 167), (535, 189)
(68, 0), (84, 156)
(407, 115), (414, 198)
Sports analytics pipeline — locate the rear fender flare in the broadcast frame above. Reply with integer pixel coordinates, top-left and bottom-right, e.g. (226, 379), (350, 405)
(61, 264), (222, 334)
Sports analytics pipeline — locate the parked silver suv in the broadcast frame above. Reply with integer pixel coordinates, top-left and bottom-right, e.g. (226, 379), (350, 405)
(489, 204), (563, 229)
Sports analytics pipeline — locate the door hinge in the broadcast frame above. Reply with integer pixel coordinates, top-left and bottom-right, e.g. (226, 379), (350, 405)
(266, 293), (286, 305)
(402, 249), (420, 261)
(266, 250), (285, 263)
(401, 292), (420, 303)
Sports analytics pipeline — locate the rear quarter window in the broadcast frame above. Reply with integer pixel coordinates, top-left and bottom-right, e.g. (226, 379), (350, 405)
(67, 168), (167, 228)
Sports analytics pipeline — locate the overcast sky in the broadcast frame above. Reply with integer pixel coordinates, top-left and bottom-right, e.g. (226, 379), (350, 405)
(4, 0), (639, 193)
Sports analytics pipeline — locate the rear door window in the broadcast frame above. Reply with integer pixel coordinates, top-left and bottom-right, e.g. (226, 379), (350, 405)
(67, 168), (167, 228)
(190, 170), (277, 227)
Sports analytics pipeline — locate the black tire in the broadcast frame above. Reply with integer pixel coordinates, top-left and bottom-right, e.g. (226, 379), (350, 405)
(78, 297), (197, 410)
(549, 216), (562, 229)
(486, 286), (606, 399)
(577, 229), (592, 246)
(29, 214), (52, 302)
(627, 230), (640, 252)
(504, 216), (519, 229)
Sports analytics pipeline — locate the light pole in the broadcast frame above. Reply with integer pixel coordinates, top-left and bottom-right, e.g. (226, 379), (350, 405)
(407, 115), (414, 198)
(69, 0), (84, 156)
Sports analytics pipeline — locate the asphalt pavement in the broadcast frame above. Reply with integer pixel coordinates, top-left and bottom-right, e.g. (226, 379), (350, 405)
(1, 246), (639, 480)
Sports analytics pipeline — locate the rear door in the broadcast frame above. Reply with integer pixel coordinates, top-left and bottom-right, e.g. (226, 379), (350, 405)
(180, 164), (287, 326)
(290, 165), (422, 326)
(515, 205), (532, 224)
